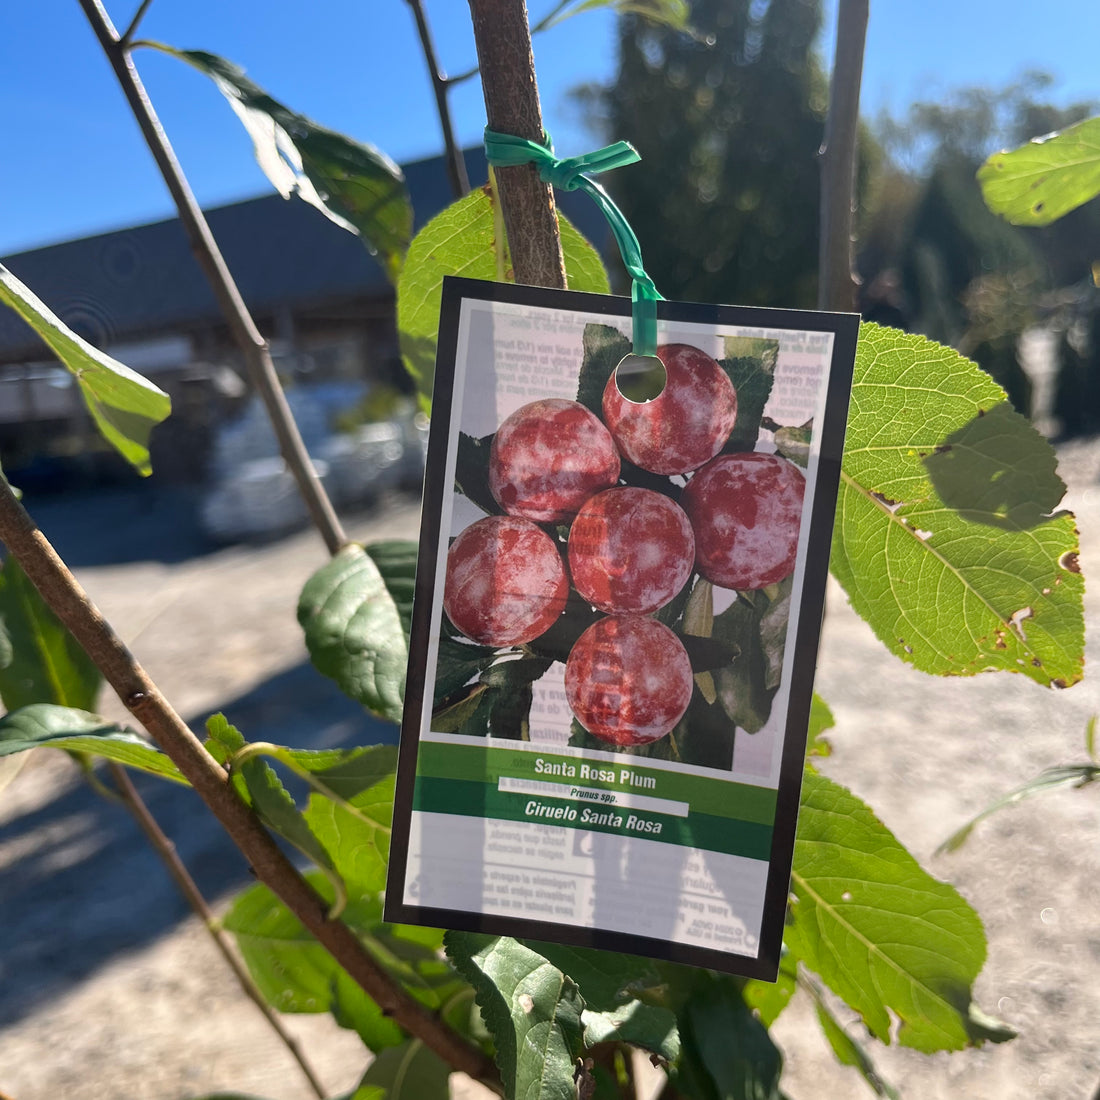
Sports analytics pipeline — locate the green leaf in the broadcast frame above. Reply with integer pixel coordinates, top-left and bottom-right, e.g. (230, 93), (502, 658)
(518, 942), (668, 1011)
(0, 264), (170, 476)
(350, 1039), (451, 1100)
(534, 0), (691, 33)
(298, 544), (407, 722)
(720, 337), (779, 453)
(978, 115), (1100, 226)
(224, 875), (406, 1051)
(397, 185), (610, 406)
(937, 762), (1100, 853)
(300, 745), (397, 896)
(742, 949), (797, 1028)
(678, 977), (784, 1100)
(803, 976), (900, 1100)
(575, 323), (632, 418)
(0, 704), (186, 782)
(0, 556), (101, 711)
(455, 433), (501, 517)
(833, 323), (1084, 688)
(806, 692), (835, 763)
(364, 540), (418, 643)
(788, 770), (1010, 1052)
(444, 933), (585, 1100)
(149, 46), (411, 281)
(582, 1002), (679, 1062)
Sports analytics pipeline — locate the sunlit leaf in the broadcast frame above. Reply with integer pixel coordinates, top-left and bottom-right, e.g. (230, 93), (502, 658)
(978, 115), (1100, 226)
(833, 324), (1084, 687)
(788, 770), (1013, 1052)
(742, 949), (797, 1028)
(582, 1002), (679, 1062)
(397, 185), (610, 407)
(298, 544), (407, 722)
(148, 46), (411, 281)
(444, 932), (584, 1100)
(0, 704), (185, 783)
(0, 265), (170, 476)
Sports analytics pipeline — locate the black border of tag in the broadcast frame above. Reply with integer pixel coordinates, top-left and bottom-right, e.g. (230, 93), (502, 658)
(385, 276), (859, 980)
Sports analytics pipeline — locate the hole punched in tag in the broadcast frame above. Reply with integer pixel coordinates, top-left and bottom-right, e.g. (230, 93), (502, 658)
(612, 352), (666, 404)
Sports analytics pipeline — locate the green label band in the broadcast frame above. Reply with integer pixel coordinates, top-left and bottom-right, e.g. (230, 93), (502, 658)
(416, 740), (778, 824)
(412, 774), (775, 862)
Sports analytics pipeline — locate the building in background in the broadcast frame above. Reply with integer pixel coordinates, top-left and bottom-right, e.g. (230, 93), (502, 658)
(0, 149), (608, 489)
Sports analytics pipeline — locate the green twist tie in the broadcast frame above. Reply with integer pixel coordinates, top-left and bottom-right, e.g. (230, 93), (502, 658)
(484, 128), (663, 357)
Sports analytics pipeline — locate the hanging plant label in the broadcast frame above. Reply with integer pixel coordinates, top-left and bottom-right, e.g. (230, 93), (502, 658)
(386, 276), (858, 980)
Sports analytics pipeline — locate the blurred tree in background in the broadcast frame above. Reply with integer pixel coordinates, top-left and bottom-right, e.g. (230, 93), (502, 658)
(590, 0), (828, 308)
(584, 8), (1100, 430)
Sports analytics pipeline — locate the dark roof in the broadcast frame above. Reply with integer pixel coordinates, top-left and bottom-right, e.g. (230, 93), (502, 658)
(0, 147), (611, 361)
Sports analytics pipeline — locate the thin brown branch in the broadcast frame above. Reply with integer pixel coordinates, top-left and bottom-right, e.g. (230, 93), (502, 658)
(0, 481), (499, 1091)
(817, 0), (869, 312)
(79, 0), (347, 556)
(404, 0), (470, 198)
(467, 0), (566, 289)
(119, 0), (154, 45)
(106, 761), (328, 1100)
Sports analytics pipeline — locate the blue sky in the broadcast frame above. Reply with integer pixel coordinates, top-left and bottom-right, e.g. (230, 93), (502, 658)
(1, 0), (1096, 256)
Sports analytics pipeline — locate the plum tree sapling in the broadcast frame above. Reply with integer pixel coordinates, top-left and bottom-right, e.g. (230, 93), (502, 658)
(568, 486), (695, 614)
(444, 515), (569, 646)
(565, 615), (694, 745)
(601, 343), (738, 475)
(489, 398), (621, 523)
(682, 452), (805, 590)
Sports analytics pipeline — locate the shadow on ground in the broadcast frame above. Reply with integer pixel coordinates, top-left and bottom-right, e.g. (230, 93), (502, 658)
(0, 660), (399, 1027)
(21, 484), (216, 567)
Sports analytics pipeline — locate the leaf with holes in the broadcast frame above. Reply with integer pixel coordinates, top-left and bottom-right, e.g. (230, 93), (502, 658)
(0, 704), (185, 782)
(444, 933), (585, 1100)
(832, 324), (1084, 687)
(0, 555), (101, 711)
(978, 115), (1100, 226)
(151, 46), (411, 281)
(298, 544), (407, 722)
(397, 185), (609, 407)
(787, 770), (1013, 1052)
(0, 265), (170, 476)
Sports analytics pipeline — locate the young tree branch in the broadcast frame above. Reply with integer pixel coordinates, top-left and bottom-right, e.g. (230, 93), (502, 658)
(0, 482), (499, 1091)
(405, 0), (470, 199)
(817, 0), (869, 313)
(78, 0), (347, 556)
(106, 762), (328, 1099)
(119, 0), (155, 46)
(467, 0), (567, 289)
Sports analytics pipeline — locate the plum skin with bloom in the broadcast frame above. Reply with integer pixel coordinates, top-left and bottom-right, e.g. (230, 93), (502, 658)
(489, 398), (621, 524)
(565, 615), (694, 746)
(682, 452), (805, 590)
(601, 343), (738, 476)
(568, 486), (695, 614)
(443, 515), (569, 646)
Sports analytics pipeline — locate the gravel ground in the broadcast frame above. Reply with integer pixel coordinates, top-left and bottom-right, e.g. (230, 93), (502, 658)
(1, 436), (1098, 1100)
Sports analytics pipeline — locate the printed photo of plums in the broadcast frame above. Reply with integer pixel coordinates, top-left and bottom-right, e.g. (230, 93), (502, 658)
(432, 318), (815, 771)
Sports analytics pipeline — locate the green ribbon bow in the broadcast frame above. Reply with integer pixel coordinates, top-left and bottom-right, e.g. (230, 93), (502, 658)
(484, 128), (663, 357)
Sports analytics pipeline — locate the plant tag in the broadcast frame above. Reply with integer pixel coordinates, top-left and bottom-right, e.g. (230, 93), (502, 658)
(386, 276), (858, 980)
